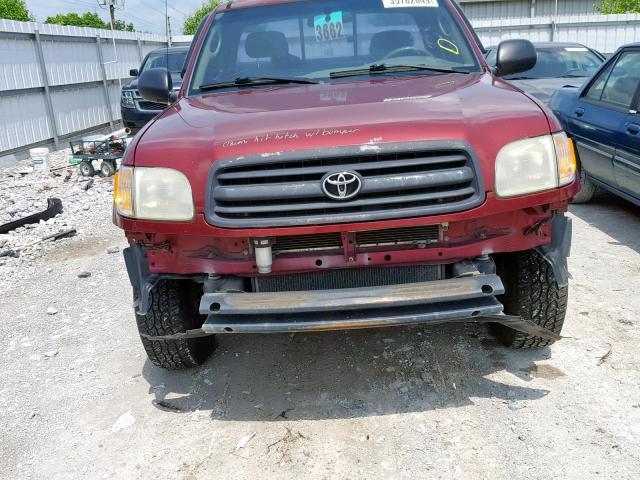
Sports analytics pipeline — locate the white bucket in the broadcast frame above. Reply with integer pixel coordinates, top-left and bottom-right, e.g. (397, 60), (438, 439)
(30, 147), (50, 171)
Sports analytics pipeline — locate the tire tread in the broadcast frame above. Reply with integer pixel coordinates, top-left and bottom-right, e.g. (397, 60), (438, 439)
(495, 250), (568, 348)
(135, 280), (214, 370)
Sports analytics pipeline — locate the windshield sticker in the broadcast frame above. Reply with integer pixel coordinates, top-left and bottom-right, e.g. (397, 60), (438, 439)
(437, 38), (459, 55)
(565, 47), (588, 52)
(314, 12), (344, 42)
(382, 0), (439, 8)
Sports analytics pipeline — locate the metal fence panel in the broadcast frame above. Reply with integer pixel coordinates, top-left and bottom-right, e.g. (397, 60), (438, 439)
(0, 19), (167, 157)
(42, 36), (102, 86)
(0, 90), (51, 152)
(0, 34), (41, 91)
(51, 84), (111, 137)
(470, 13), (640, 54)
(459, 0), (600, 18)
(535, 0), (596, 16)
(461, 0), (532, 20)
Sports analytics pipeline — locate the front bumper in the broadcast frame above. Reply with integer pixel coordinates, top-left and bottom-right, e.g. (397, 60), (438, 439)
(133, 270), (561, 341)
(121, 106), (156, 130)
(199, 274), (504, 333)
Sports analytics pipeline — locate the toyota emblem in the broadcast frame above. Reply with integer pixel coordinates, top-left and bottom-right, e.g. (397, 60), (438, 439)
(322, 171), (363, 200)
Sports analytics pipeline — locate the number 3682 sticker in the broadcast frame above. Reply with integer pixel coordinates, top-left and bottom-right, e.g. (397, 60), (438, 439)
(314, 12), (344, 43)
(382, 0), (439, 7)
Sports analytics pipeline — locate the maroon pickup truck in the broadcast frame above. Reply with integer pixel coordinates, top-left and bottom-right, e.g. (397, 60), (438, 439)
(114, 0), (578, 370)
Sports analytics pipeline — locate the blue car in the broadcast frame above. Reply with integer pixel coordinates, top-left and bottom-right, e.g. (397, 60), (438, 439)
(549, 43), (640, 205)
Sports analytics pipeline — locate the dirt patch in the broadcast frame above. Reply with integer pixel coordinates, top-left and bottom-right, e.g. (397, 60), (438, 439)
(46, 235), (115, 263)
(521, 363), (567, 380)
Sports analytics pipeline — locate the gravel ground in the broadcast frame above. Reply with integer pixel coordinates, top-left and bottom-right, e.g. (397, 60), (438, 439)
(0, 150), (116, 292)
(1, 155), (639, 480)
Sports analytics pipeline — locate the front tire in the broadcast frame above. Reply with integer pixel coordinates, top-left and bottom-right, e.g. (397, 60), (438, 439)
(492, 250), (568, 348)
(571, 166), (596, 204)
(136, 279), (215, 370)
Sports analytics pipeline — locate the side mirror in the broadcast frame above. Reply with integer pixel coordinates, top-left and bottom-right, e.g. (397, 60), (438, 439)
(138, 68), (173, 104)
(129, 68), (139, 77)
(494, 39), (537, 77)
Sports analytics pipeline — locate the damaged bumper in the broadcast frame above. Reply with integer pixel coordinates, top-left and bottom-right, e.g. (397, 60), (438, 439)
(137, 273), (559, 341)
(199, 274), (504, 333)
(123, 212), (572, 342)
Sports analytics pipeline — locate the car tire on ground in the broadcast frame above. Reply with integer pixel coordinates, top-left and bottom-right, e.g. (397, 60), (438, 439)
(491, 249), (568, 348)
(78, 161), (95, 177)
(571, 165), (596, 204)
(136, 279), (216, 370)
(100, 160), (116, 177)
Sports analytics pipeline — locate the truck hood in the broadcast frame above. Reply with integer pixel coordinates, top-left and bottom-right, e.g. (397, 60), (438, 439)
(134, 72), (554, 211)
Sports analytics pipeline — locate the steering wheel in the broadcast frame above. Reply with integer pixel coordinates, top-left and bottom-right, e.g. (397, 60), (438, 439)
(383, 46), (431, 59)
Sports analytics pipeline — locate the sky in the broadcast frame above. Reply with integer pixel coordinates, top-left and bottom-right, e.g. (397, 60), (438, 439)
(25, 0), (205, 35)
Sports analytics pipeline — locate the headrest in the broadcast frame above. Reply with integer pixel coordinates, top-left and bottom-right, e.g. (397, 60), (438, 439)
(245, 31), (289, 58)
(370, 30), (414, 58)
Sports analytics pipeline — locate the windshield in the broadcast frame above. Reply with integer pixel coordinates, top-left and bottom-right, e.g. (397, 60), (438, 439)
(189, 0), (480, 94)
(142, 50), (188, 74)
(494, 47), (603, 80)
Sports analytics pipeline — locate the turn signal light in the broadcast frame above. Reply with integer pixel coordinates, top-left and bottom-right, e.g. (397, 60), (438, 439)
(554, 133), (577, 186)
(114, 166), (134, 217)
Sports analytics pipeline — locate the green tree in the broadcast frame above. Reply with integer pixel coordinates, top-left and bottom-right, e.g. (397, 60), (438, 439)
(114, 19), (135, 32)
(45, 12), (108, 28)
(45, 12), (135, 31)
(595, 0), (640, 13)
(183, 0), (218, 35)
(0, 0), (33, 21)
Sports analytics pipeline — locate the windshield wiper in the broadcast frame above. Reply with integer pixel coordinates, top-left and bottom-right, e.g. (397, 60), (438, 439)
(558, 74), (588, 78)
(199, 76), (318, 91)
(329, 63), (469, 79)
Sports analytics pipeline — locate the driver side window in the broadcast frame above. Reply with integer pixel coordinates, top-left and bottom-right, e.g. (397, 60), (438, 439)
(586, 51), (640, 109)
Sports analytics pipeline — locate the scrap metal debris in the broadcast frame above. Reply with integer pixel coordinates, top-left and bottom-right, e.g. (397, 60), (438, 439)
(0, 229), (77, 258)
(0, 198), (63, 234)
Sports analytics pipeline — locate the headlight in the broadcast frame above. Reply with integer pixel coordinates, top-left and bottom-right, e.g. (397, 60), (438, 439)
(495, 132), (576, 198)
(114, 166), (194, 221)
(121, 90), (135, 108)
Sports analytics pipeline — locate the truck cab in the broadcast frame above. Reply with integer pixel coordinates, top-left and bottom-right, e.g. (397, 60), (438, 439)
(114, 0), (578, 370)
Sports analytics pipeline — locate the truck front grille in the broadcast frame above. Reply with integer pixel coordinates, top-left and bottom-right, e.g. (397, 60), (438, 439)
(274, 232), (343, 253)
(137, 100), (166, 111)
(252, 265), (443, 292)
(206, 141), (484, 228)
(272, 224), (441, 254)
